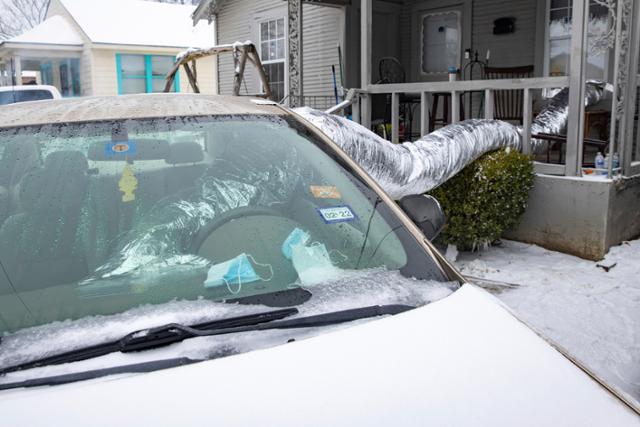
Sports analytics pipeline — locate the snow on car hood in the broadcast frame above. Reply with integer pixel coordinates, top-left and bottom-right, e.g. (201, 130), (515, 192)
(0, 285), (637, 426)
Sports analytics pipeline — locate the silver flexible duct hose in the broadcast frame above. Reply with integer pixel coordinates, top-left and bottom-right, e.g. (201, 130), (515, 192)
(531, 81), (608, 140)
(295, 81), (608, 199)
(296, 109), (521, 199)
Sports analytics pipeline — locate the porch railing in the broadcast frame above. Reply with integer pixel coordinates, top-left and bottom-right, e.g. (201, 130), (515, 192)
(344, 76), (572, 176)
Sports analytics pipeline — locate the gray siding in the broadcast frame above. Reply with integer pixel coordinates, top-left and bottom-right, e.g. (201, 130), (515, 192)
(216, 0), (343, 102)
(301, 4), (344, 98)
(472, 0), (538, 70)
(217, 0), (277, 96)
(397, 0), (538, 81)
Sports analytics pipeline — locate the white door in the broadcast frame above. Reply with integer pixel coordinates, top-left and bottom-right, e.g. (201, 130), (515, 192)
(410, 1), (471, 82)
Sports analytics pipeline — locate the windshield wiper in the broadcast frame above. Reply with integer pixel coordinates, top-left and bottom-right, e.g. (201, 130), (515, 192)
(0, 307), (298, 376)
(0, 358), (198, 391)
(0, 304), (414, 378)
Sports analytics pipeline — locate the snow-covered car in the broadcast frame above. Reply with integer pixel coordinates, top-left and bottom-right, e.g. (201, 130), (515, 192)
(0, 94), (637, 426)
(0, 85), (62, 105)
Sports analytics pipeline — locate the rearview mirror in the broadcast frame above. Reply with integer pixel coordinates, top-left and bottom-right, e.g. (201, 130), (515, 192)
(399, 195), (445, 241)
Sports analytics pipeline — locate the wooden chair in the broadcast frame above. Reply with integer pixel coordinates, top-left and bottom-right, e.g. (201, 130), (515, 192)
(484, 65), (534, 124)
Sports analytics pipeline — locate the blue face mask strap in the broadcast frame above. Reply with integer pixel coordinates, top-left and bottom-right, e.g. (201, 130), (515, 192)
(223, 255), (274, 295)
(247, 254), (274, 282)
(223, 276), (243, 295)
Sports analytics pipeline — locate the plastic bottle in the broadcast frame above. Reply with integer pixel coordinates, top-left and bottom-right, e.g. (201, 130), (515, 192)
(595, 152), (605, 172)
(447, 66), (458, 82)
(613, 152), (620, 173)
(603, 154), (610, 176)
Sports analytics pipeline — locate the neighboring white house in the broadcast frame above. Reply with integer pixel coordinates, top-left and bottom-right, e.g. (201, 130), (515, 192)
(0, 0), (217, 97)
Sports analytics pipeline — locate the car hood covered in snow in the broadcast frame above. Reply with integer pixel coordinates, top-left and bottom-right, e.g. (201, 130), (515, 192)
(0, 285), (637, 426)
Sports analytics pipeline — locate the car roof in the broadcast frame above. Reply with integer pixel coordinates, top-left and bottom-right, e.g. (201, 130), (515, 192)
(0, 94), (284, 129)
(0, 85), (59, 93)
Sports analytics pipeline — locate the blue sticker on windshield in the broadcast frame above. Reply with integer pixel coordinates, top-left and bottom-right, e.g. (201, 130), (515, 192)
(317, 205), (357, 224)
(105, 140), (137, 158)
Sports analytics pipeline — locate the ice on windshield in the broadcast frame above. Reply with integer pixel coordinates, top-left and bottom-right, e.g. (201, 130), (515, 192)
(0, 268), (456, 381)
(0, 114), (456, 380)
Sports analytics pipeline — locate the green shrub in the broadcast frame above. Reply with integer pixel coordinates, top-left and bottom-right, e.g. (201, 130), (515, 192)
(429, 148), (534, 251)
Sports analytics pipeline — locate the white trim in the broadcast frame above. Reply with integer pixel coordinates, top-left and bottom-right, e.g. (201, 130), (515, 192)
(0, 42), (82, 52)
(252, 8), (288, 99)
(258, 15), (287, 100)
(543, 0), (610, 82)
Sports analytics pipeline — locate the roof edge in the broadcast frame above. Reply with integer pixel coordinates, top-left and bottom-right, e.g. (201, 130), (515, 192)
(192, 0), (218, 25)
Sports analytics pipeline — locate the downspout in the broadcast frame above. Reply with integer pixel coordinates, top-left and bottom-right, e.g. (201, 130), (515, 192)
(213, 13), (219, 95)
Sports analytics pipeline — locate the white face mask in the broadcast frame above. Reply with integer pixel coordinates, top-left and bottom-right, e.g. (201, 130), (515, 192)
(290, 242), (342, 287)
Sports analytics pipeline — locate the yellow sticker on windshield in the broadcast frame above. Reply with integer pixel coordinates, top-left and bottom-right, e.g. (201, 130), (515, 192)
(310, 185), (341, 199)
(119, 164), (138, 202)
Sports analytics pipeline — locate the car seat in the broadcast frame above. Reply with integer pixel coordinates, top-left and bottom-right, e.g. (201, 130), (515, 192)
(0, 151), (89, 292)
(0, 139), (40, 227)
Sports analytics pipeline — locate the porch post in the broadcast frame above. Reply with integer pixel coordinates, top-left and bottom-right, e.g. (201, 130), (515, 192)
(564, 0), (589, 176)
(391, 92), (400, 143)
(11, 56), (21, 86)
(622, 0), (640, 175)
(360, 0), (372, 128)
(288, 0), (303, 107)
(420, 92), (431, 136)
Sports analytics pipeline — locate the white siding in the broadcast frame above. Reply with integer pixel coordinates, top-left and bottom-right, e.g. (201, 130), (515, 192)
(181, 56), (217, 94)
(91, 49), (217, 96)
(216, 0), (343, 101)
(91, 49), (117, 96)
(301, 4), (344, 97)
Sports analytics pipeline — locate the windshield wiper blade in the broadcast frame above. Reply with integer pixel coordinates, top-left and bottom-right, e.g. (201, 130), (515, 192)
(0, 358), (198, 391)
(0, 307), (298, 376)
(140, 304), (415, 339)
(0, 304), (412, 378)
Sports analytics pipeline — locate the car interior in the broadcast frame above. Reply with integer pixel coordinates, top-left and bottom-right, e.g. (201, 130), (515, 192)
(0, 118), (412, 315)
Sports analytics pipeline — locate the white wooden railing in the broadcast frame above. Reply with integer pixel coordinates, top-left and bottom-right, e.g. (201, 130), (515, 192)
(343, 76), (571, 175)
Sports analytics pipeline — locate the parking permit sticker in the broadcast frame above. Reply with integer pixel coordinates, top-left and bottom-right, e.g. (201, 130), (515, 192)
(310, 185), (341, 199)
(317, 205), (357, 224)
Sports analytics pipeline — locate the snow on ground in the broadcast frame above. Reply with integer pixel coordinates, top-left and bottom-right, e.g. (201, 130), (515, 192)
(453, 239), (640, 407)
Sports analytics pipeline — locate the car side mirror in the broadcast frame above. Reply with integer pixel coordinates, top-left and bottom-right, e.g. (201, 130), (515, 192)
(399, 194), (445, 240)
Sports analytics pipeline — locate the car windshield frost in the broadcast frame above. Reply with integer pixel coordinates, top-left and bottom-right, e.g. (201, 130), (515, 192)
(0, 114), (455, 368)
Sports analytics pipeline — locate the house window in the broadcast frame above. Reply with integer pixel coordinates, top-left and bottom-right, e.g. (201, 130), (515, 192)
(259, 17), (286, 101)
(421, 11), (461, 74)
(546, 0), (609, 79)
(59, 58), (81, 97)
(116, 54), (179, 95)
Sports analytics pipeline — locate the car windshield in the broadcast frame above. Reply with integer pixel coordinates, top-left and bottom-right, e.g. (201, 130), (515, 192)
(0, 89), (54, 106)
(0, 113), (456, 370)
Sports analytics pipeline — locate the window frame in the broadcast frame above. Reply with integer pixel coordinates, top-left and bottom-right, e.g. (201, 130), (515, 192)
(116, 53), (180, 95)
(257, 16), (287, 102)
(543, 0), (610, 80)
